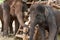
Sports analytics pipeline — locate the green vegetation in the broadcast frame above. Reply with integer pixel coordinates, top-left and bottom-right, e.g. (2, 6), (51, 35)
(0, 0), (4, 4)
(58, 34), (60, 40)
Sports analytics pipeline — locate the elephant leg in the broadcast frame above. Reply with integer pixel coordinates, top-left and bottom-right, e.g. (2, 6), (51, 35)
(3, 12), (10, 36)
(48, 23), (57, 40)
(3, 3), (10, 36)
(54, 32), (57, 40)
(54, 28), (58, 40)
(15, 19), (19, 34)
(47, 15), (57, 40)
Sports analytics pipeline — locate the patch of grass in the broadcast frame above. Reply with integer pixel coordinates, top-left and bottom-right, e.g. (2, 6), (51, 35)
(58, 34), (60, 40)
(0, 0), (4, 4)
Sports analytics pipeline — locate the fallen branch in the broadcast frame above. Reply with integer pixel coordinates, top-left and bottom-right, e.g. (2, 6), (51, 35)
(26, 1), (60, 9)
(51, 3), (60, 9)
(26, 1), (47, 4)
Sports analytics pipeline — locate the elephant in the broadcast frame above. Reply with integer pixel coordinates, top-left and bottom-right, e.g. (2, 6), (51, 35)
(29, 3), (58, 40)
(0, 3), (14, 35)
(2, 0), (28, 36)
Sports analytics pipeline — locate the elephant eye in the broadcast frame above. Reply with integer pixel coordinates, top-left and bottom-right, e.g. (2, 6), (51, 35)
(36, 14), (40, 19)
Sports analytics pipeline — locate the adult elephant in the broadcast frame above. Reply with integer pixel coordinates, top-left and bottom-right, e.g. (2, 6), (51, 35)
(2, 0), (28, 36)
(1, 3), (15, 34)
(29, 3), (58, 40)
(0, 3), (15, 34)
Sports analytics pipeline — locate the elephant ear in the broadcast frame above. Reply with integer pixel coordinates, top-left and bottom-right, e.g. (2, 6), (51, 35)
(36, 5), (45, 13)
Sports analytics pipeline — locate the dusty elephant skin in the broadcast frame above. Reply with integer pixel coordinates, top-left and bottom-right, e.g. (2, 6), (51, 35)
(2, 0), (28, 36)
(29, 3), (58, 40)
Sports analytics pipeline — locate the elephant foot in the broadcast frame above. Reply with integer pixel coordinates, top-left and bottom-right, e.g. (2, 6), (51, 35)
(8, 33), (14, 37)
(3, 30), (8, 37)
(10, 31), (13, 34)
(3, 34), (8, 37)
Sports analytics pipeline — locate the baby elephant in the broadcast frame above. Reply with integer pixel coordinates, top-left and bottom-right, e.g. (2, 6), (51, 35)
(29, 3), (58, 40)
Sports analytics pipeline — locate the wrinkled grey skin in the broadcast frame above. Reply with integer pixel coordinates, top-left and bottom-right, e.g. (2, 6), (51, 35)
(29, 3), (58, 40)
(2, 0), (28, 36)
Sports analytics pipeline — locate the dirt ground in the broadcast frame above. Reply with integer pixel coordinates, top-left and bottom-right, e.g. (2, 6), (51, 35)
(0, 31), (14, 40)
(0, 32), (60, 40)
(0, 36), (14, 40)
(0, 20), (15, 40)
